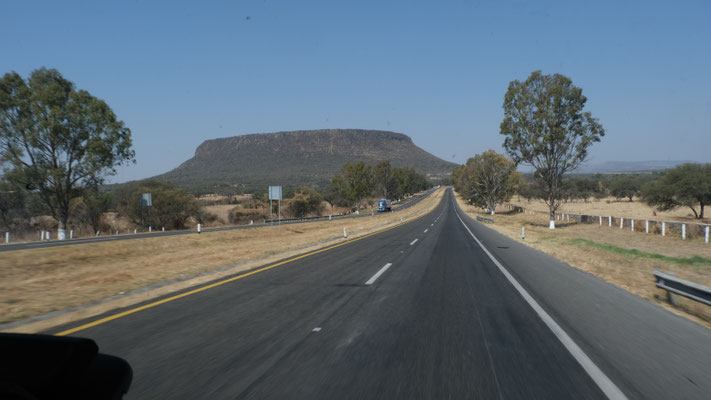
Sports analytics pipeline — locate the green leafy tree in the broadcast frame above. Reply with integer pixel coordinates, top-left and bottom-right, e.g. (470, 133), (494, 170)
(0, 180), (26, 229)
(373, 160), (393, 199)
(454, 150), (520, 214)
(77, 188), (111, 233)
(114, 180), (207, 230)
(609, 175), (643, 201)
(0, 68), (134, 239)
(500, 70), (604, 228)
(321, 181), (347, 209)
(642, 163), (711, 219)
(391, 167), (430, 199)
(332, 161), (373, 212)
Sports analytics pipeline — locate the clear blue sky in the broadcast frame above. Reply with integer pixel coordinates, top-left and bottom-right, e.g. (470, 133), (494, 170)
(2, 0), (709, 182)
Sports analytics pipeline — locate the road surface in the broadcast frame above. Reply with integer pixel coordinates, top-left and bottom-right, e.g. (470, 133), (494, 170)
(50, 189), (711, 399)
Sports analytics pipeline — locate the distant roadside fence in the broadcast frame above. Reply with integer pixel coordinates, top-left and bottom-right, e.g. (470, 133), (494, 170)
(505, 204), (710, 243)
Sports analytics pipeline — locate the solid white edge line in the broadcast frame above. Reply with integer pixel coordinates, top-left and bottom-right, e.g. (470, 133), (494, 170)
(424, 229), (428, 233)
(365, 263), (393, 285)
(454, 206), (628, 400)
(409, 239), (418, 246)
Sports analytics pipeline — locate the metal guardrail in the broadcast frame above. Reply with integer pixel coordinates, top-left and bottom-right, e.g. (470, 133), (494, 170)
(654, 269), (711, 306)
(476, 215), (494, 224)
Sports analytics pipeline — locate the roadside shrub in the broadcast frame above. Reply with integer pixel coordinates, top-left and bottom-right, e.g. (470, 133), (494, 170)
(113, 180), (205, 230)
(228, 207), (267, 224)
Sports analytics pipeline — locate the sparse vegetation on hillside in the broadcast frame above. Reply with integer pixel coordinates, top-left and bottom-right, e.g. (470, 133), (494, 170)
(155, 129), (455, 193)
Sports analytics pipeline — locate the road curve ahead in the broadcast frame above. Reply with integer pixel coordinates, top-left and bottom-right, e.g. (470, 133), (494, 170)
(51, 189), (711, 399)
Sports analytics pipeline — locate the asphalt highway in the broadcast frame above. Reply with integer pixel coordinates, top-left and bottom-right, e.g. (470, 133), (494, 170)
(51, 189), (711, 399)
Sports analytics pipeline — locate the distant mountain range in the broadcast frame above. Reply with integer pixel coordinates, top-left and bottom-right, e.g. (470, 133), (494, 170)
(572, 160), (698, 174)
(154, 129), (457, 193)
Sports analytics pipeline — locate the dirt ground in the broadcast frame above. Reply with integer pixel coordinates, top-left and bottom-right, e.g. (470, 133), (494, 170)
(456, 193), (711, 329)
(203, 204), (237, 224)
(0, 189), (444, 332)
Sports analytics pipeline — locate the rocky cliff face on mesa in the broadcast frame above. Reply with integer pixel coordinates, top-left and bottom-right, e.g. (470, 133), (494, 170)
(157, 129), (456, 192)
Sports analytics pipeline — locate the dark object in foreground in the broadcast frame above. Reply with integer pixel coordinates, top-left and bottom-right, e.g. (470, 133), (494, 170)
(0, 333), (132, 399)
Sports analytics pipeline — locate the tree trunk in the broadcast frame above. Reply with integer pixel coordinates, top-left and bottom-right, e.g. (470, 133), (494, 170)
(689, 205), (699, 219)
(548, 191), (556, 229)
(58, 216), (68, 240)
(700, 203), (705, 219)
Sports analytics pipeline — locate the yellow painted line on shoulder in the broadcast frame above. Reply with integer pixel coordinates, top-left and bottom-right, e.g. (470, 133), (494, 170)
(56, 202), (436, 336)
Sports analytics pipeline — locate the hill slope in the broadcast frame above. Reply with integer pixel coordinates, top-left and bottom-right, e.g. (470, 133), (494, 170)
(156, 129), (457, 192)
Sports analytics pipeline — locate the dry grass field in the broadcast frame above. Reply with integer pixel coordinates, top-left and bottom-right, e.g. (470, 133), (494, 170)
(456, 193), (711, 329)
(512, 196), (710, 224)
(0, 188), (444, 332)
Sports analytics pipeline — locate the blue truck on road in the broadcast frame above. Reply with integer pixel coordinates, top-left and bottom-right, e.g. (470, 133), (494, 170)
(377, 199), (392, 212)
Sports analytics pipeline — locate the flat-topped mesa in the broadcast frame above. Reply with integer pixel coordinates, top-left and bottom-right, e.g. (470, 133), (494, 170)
(158, 129), (455, 192)
(193, 130), (413, 158)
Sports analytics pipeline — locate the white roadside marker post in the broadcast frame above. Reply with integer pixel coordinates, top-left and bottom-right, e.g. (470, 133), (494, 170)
(682, 224), (686, 240)
(149, 226), (152, 232)
(5, 232), (9, 244)
(620, 217), (624, 229)
(162, 227), (165, 232)
(70, 230), (74, 239)
(96, 231), (100, 237)
(134, 229), (137, 234)
(521, 227), (525, 240)
(662, 222), (666, 237)
(645, 220), (649, 234)
(631, 220), (634, 232)
(343, 228), (347, 238)
(608, 216), (612, 227)
(197, 224), (201, 234)
(706, 226), (709, 244)
(599, 216), (602, 225)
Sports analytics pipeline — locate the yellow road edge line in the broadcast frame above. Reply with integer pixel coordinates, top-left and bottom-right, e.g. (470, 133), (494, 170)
(55, 195), (439, 336)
